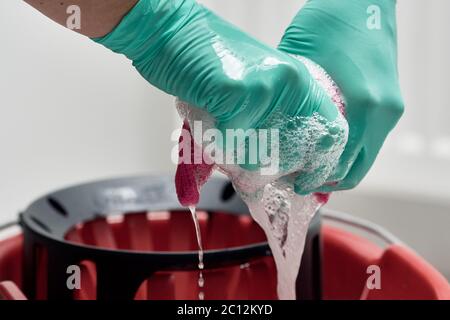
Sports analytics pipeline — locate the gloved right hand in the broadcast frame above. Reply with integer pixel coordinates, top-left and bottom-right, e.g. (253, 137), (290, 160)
(278, 0), (405, 194)
(93, 0), (348, 182)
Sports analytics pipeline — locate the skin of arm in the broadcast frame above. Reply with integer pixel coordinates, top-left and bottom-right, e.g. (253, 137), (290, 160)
(23, 0), (138, 38)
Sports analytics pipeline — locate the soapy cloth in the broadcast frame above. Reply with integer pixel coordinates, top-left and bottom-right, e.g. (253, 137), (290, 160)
(175, 55), (345, 207)
(174, 56), (347, 300)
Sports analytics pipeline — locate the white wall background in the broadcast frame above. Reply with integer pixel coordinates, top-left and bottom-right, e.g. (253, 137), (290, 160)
(0, 0), (178, 222)
(0, 1), (449, 275)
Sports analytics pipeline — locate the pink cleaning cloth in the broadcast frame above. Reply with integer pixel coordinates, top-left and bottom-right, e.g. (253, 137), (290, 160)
(175, 121), (215, 207)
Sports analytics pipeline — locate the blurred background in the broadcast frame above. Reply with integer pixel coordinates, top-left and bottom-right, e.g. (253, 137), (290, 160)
(0, 0), (448, 278)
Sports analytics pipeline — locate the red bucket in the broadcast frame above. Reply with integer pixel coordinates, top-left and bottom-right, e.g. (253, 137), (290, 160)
(0, 177), (449, 300)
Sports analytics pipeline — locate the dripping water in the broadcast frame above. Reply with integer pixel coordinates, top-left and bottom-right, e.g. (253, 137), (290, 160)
(189, 206), (205, 300)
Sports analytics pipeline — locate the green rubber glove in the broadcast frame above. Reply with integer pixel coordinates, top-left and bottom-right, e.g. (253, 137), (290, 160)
(279, 0), (405, 194)
(92, 0), (348, 182)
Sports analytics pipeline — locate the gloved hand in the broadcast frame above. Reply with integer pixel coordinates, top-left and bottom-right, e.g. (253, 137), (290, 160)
(279, 0), (405, 194)
(93, 0), (348, 187)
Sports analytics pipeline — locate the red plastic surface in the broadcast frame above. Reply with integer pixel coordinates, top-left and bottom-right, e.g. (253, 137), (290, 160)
(1, 218), (449, 300)
(322, 225), (450, 300)
(0, 281), (27, 300)
(361, 245), (450, 300)
(0, 234), (23, 287)
(322, 225), (383, 300)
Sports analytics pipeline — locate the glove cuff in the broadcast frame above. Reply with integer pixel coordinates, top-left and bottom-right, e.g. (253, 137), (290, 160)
(92, 0), (197, 63)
